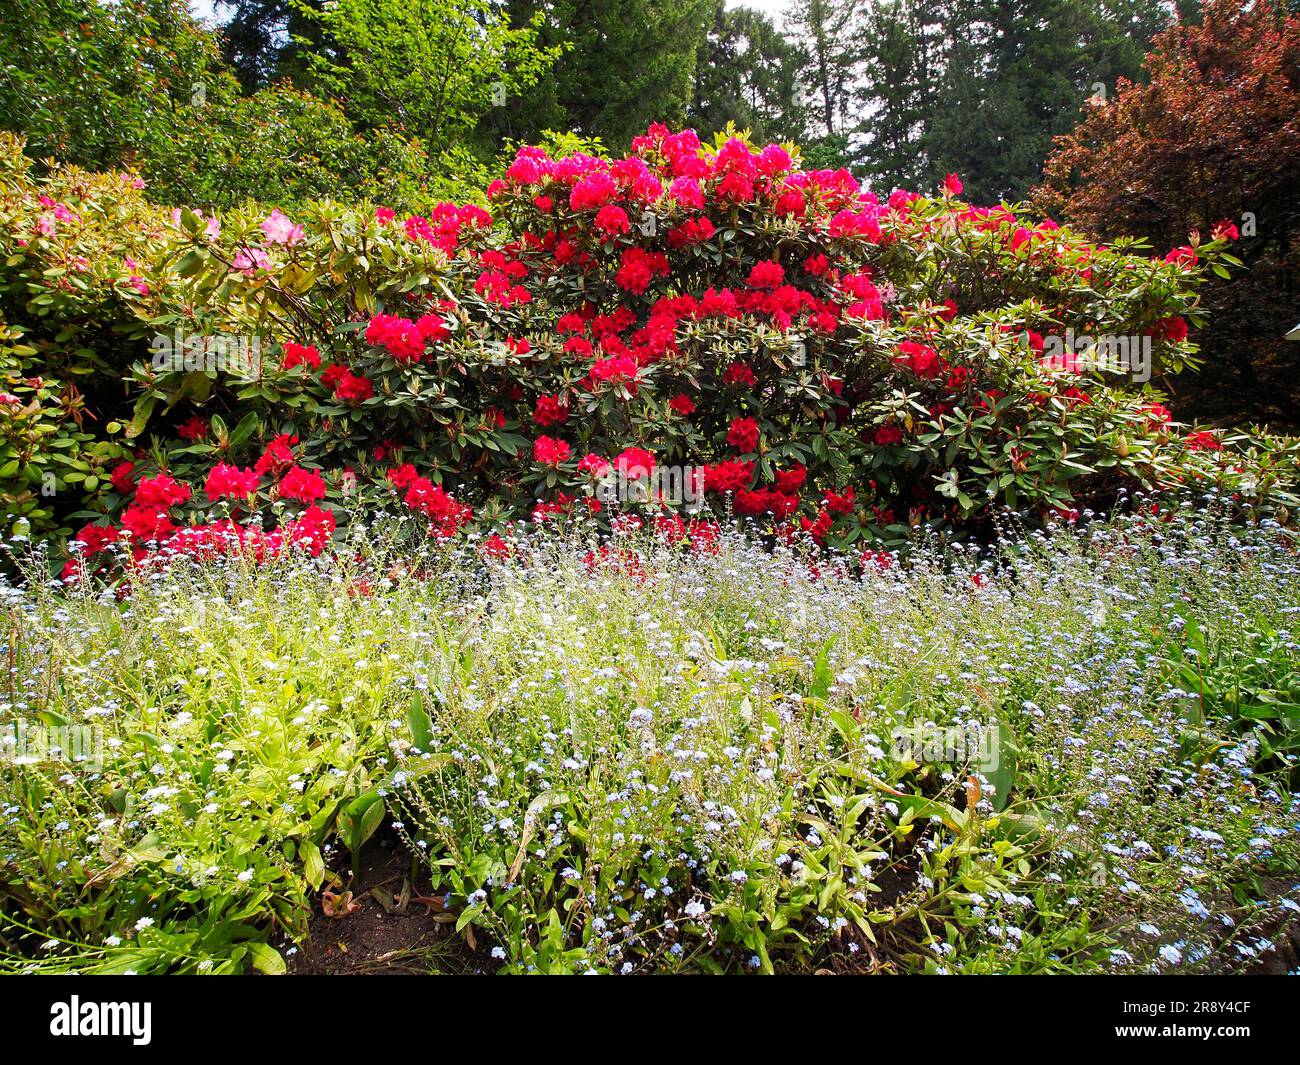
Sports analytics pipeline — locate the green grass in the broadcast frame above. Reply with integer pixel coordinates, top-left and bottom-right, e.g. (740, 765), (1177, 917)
(2, 503), (1299, 973)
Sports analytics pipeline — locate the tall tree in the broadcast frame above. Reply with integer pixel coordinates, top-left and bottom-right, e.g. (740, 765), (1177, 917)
(852, 0), (941, 191)
(782, 0), (861, 165)
(487, 0), (712, 151)
(690, 0), (807, 144)
(215, 0), (324, 91)
(296, 0), (558, 160)
(848, 0), (1171, 200)
(1036, 0), (1300, 426)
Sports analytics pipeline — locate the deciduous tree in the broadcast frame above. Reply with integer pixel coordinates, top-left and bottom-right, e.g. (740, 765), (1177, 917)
(1036, 0), (1300, 426)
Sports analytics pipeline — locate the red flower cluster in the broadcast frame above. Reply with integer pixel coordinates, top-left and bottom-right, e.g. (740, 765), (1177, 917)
(534, 394), (570, 427)
(534, 435), (572, 466)
(365, 313), (449, 362)
(205, 463), (259, 502)
(726, 417), (760, 453)
(279, 465), (327, 504)
(403, 476), (473, 538)
(283, 342), (322, 370)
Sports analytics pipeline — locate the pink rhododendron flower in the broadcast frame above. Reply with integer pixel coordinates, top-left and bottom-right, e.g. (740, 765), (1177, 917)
(261, 209), (304, 246)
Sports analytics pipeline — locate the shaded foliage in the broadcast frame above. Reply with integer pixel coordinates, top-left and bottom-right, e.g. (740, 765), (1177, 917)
(1036, 0), (1300, 428)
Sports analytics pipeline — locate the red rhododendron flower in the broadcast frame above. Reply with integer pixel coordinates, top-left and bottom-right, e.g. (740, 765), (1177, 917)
(726, 416), (760, 453)
(943, 173), (963, 196)
(704, 459), (754, 492)
(506, 150), (548, 185)
(402, 478), (471, 537)
(895, 340), (944, 379)
(668, 176), (705, 209)
(534, 492), (576, 523)
(109, 460), (137, 496)
(475, 267), (531, 308)
(840, 271), (884, 320)
(534, 435), (572, 466)
(861, 548), (895, 571)
(73, 522), (120, 556)
(874, 423), (904, 446)
(828, 210), (881, 241)
(365, 313), (446, 362)
(615, 447), (654, 479)
(534, 394), (570, 427)
(889, 188), (919, 212)
(1149, 316), (1189, 343)
(135, 474), (191, 509)
(747, 260), (785, 289)
(279, 465), (327, 504)
(655, 514), (688, 543)
(177, 416), (209, 441)
(615, 247), (669, 294)
(578, 453), (612, 477)
(735, 488), (800, 520)
(416, 314), (451, 342)
(1211, 219), (1239, 242)
(570, 171), (618, 211)
(282, 342), (322, 370)
(333, 371), (375, 403)
(733, 488), (770, 516)
(668, 393), (696, 416)
(387, 463), (419, 489)
(204, 463), (260, 502)
(594, 205), (631, 239)
(320, 364), (348, 390)
(121, 502), (177, 542)
(945, 365), (973, 391)
(254, 434), (298, 475)
(589, 354), (639, 388)
(666, 216), (715, 248)
(773, 464), (807, 494)
(286, 504), (336, 556)
(715, 171), (754, 205)
(1185, 430), (1222, 452)
(722, 361), (756, 388)
(824, 485), (856, 515)
(804, 253), (830, 277)
(801, 509), (833, 545)
(773, 188), (806, 217)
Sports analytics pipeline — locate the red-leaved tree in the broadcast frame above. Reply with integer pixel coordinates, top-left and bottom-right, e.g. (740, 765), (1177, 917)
(1036, 0), (1300, 427)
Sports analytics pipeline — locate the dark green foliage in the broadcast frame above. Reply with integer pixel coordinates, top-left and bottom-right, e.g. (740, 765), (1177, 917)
(690, 0), (808, 145)
(847, 0), (1171, 200)
(0, 0), (484, 210)
(485, 0), (713, 151)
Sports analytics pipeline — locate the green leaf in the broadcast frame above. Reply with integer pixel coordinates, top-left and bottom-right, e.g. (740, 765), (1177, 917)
(809, 638), (835, 701)
(407, 691), (434, 751)
(247, 942), (286, 975)
(301, 840), (326, 891)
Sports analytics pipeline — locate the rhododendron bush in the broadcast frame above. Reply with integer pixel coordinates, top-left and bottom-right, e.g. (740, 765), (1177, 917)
(3, 126), (1296, 574)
